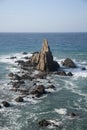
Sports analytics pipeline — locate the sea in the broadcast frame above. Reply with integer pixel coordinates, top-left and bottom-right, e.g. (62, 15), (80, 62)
(0, 33), (87, 130)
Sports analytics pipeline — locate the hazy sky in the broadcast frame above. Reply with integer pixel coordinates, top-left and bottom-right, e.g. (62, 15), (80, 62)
(0, 0), (87, 32)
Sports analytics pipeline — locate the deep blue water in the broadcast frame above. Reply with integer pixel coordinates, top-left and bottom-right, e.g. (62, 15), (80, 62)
(0, 33), (87, 130)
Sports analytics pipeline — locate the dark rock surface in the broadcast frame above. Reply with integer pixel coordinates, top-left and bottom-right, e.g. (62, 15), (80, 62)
(1, 101), (10, 107)
(62, 58), (76, 68)
(38, 119), (50, 127)
(30, 85), (46, 98)
(15, 96), (24, 102)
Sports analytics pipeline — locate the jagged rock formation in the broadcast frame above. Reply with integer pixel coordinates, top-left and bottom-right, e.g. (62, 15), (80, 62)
(30, 39), (60, 71)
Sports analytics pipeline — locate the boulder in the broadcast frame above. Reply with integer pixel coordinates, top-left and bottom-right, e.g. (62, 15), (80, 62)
(62, 58), (76, 68)
(30, 85), (46, 97)
(67, 72), (73, 76)
(38, 119), (50, 127)
(15, 96), (24, 102)
(1, 101), (10, 107)
(30, 39), (60, 71)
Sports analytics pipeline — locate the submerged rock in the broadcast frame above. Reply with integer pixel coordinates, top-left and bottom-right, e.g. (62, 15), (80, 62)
(38, 119), (50, 127)
(30, 39), (60, 71)
(1, 101), (10, 107)
(22, 52), (28, 55)
(81, 67), (86, 70)
(62, 58), (76, 68)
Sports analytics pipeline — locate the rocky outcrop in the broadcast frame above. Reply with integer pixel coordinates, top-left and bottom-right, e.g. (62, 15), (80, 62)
(1, 101), (10, 107)
(30, 39), (60, 71)
(62, 58), (76, 68)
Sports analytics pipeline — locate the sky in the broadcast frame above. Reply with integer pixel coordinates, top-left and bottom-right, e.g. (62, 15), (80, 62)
(0, 0), (87, 32)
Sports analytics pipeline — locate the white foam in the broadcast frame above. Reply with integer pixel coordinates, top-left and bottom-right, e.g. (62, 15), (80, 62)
(0, 52), (32, 64)
(48, 120), (63, 129)
(55, 108), (67, 115)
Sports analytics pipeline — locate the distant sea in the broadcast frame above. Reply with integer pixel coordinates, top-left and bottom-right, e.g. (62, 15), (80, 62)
(0, 33), (87, 130)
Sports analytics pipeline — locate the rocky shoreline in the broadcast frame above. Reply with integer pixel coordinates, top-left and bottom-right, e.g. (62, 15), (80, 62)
(0, 39), (85, 128)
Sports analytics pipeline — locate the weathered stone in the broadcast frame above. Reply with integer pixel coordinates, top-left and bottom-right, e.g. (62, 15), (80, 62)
(15, 96), (24, 102)
(1, 101), (10, 107)
(62, 58), (76, 68)
(30, 39), (60, 72)
(30, 52), (40, 66)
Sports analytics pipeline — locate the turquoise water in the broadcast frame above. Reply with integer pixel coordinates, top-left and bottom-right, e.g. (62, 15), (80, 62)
(0, 33), (87, 130)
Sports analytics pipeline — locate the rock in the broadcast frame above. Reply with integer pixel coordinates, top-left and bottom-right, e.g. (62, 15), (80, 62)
(11, 80), (24, 88)
(24, 56), (29, 59)
(30, 39), (60, 71)
(22, 52), (28, 55)
(38, 119), (50, 127)
(8, 72), (14, 77)
(38, 119), (62, 128)
(30, 85), (46, 97)
(34, 72), (47, 79)
(81, 67), (86, 70)
(70, 112), (79, 118)
(47, 85), (56, 90)
(62, 58), (76, 68)
(67, 72), (73, 76)
(21, 73), (33, 80)
(30, 52), (40, 66)
(15, 60), (25, 65)
(0, 105), (2, 108)
(8, 73), (22, 81)
(55, 71), (67, 76)
(15, 96), (24, 102)
(13, 74), (21, 80)
(1, 101), (10, 107)
(10, 56), (16, 59)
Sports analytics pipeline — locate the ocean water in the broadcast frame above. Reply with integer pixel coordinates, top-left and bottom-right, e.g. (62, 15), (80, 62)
(0, 33), (87, 130)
